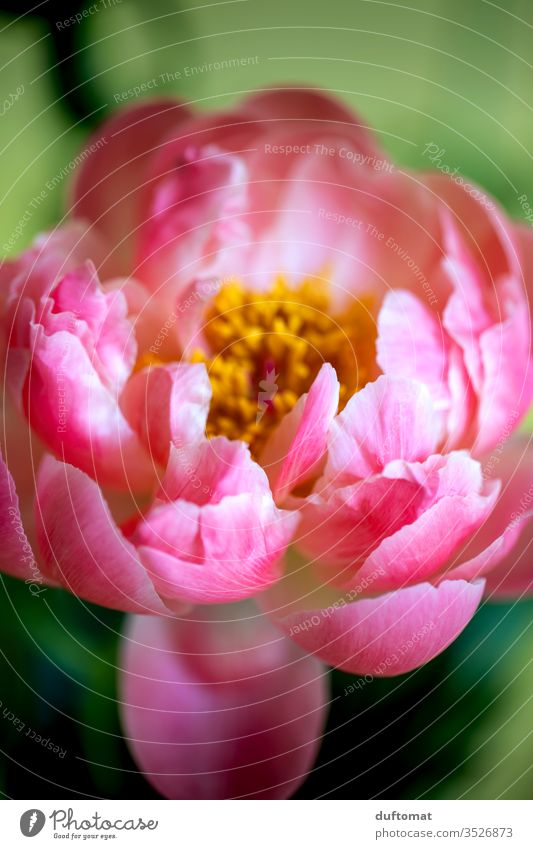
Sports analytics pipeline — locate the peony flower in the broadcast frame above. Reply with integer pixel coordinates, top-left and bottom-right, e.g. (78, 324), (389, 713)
(0, 88), (531, 676)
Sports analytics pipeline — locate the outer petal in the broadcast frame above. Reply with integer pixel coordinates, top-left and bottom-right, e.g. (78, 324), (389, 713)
(69, 98), (191, 273)
(119, 604), (329, 799)
(242, 87), (382, 152)
(35, 455), (168, 613)
(0, 380), (46, 550)
(424, 176), (532, 451)
(139, 89), (412, 299)
(263, 571), (484, 676)
(515, 224), (533, 307)
(145, 86), (384, 191)
(326, 375), (440, 483)
(438, 215), (532, 453)
(475, 300), (533, 454)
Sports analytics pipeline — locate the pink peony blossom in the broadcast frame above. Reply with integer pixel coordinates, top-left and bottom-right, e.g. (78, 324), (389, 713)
(0, 88), (531, 679)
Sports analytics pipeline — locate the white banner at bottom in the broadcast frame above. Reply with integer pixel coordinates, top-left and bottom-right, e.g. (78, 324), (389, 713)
(1, 799), (531, 848)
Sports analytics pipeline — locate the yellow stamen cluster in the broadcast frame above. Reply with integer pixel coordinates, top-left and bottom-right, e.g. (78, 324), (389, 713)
(190, 277), (376, 456)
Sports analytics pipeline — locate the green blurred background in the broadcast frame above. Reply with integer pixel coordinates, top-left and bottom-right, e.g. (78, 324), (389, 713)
(0, 0), (532, 799)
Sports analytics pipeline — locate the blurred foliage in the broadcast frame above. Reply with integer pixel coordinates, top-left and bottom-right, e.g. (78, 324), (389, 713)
(0, 0), (532, 799)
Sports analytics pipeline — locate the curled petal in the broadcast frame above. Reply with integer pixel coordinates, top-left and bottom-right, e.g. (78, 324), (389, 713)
(297, 475), (421, 571)
(25, 329), (154, 491)
(132, 440), (299, 603)
(1, 222), (107, 335)
(261, 363), (339, 503)
(326, 375), (440, 483)
(42, 262), (136, 391)
(120, 363), (211, 467)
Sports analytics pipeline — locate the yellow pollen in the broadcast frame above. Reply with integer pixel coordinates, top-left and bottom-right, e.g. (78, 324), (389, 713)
(190, 277), (377, 456)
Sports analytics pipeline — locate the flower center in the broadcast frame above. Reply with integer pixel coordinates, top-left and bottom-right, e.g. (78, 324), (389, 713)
(190, 277), (377, 456)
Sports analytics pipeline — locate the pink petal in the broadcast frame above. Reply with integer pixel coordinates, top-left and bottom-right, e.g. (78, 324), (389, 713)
(119, 604), (328, 799)
(132, 441), (298, 604)
(423, 178), (532, 451)
(0, 447), (41, 582)
(448, 437), (533, 597)
(120, 363), (211, 467)
(44, 262), (136, 391)
(423, 172), (520, 280)
(377, 290), (449, 403)
(0, 383), (46, 548)
(1, 223), (107, 335)
(355, 475), (499, 592)
(24, 328), (155, 491)
(297, 476), (421, 571)
(69, 98), (191, 273)
(35, 455), (168, 613)
(264, 574), (484, 675)
(326, 375), (440, 483)
(242, 87), (381, 149)
(136, 146), (250, 297)
(244, 159), (441, 299)
(474, 299), (533, 454)
(262, 364), (339, 503)
(136, 497), (295, 604)
(376, 289), (475, 446)
(159, 438), (270, 504)
(437, 216), (532, 447)
(515, 223), (533, 308)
